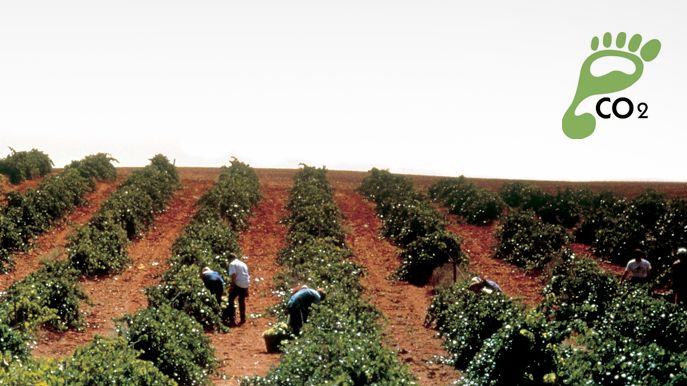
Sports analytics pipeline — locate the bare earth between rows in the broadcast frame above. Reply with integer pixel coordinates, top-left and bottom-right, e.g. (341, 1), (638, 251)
(0, 178), (123, 292)
(32, 178), (213, 358)
(334, 188), (460, 386)
(208, 185), (288, 386)
(443, 216), (544, 306)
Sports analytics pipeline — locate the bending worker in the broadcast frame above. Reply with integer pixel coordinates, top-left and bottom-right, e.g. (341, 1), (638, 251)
(468, 276), (502, 295)
(200, 266), (225, 306)
(287, 285), (326, 335)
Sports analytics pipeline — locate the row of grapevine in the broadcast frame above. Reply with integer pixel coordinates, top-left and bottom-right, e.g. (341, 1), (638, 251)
(359, 168), (465, 284)
(0, 148), (53, 184)
(68, 154), (179, 276)
(495, 210), (569, 270)
(499, 182), (593, 229)
(0, 155), (183, 384)
(428, 251), (687, 384)
(500, 181), (687, 284)
(243, 165), (415, 385)
(147, 158), (261, 331)
(115, 158), (261, 385)
(0, 157), (259, 385)
(429, 176), (504, 224)
(0, 153), (117, 272)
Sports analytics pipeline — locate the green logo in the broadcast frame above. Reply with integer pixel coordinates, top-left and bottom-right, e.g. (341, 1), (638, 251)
(563, 32), (661, 139)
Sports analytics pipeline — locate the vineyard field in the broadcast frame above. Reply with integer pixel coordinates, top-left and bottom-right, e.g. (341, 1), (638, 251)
(1, 166), (686, 385)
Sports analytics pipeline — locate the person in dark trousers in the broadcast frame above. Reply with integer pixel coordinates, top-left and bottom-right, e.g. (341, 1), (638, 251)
(287, 285), (326, 335)
(227, 255), (250, 326)
(673, 247), (686, 304)
(200, 267), (225, 306)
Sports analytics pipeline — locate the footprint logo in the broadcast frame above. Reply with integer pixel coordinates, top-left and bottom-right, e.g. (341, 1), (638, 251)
(562, 32), (661, 139)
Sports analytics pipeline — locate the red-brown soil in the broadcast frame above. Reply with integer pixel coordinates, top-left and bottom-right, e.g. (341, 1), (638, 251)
(444, 219), (544, 306)
(32, 172), (215, 358)
(208, 177), (289, 385)
(0, 178), (124, 291)
(0, 173), (48, 196)
(330, 175), (460, 386)
(22, 167), (687, 385)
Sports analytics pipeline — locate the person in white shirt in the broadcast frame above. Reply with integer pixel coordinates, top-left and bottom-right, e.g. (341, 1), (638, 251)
(227, 254), (250, 326)
(621, 249), (652, 284)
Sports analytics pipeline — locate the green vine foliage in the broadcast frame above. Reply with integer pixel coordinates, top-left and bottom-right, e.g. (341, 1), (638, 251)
(430, 176), (504, 224)
(0, 148), (53, 184)
(359, 168), (466, 284)
(120, 305), (217, 386)
(426, 280), (521, 369)
(244, 165), (415, 385)
(495, 210), (568, 270)
(0, 260), (86, 333)
(0, 153), (116, 272)
(68, 154), (178, 276)
(0, 337), (176, 385)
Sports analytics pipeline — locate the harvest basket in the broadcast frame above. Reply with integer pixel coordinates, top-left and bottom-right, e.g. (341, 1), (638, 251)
(263, 322), (292, 353)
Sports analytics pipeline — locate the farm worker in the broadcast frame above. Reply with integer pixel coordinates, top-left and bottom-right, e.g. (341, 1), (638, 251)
(621, 249), (652, 284)
(287, 285), (326, 335)
(468, 276), (502, 295)
(672, 247), (687, 304)
(200, 267), (225, 306)
(227, 255), (250, 326)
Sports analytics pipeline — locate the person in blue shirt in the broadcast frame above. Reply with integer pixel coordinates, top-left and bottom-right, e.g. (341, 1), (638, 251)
(287, 285), (326, 335)
(200, 266), (225, 306)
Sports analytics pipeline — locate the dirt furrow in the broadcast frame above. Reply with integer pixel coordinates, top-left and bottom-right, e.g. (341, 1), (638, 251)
(0, 173), (48, 197)
(0, 178), (124, 291)
(570, 243), (625, 277)
(334, 189), (460, 386)
(444, 216), (544, 306)
(208, 185), (288, 386)
(31, 179), (212, 358)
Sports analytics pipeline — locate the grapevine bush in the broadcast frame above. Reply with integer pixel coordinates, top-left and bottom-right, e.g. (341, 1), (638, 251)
(0, 260), (86, 333)
(499, 181), (547, 210)
(429, 176), (504, 224)
(459, 311), (559, 386)
(429, 251), (687, 384)
(198, 158), (260, 231)
(244, 165), (415, 385)
(148, 158), (259, 330)
(0, 153), (116, 272)
(0, 337), (176, 385)
(68, 154), (178, 276)
(500, 182), (596, 228)
(495, 210), (568, 270)
(119, 304), (217, 386)
(0, 148), (53, 184)
(0, 321), (29, 364)
(147, 265), (224, 330)
(540, 253), (619, 328)
(359, 168), (465, 284)
(64, 153), (118, 181)
(575, 189), (682, 280)
(426, 280), (520, 369)
(558, 331), (687, 385)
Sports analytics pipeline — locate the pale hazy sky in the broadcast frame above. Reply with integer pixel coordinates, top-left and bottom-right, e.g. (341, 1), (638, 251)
(1, 1), (686, 181)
